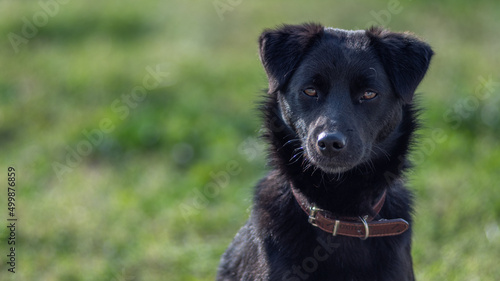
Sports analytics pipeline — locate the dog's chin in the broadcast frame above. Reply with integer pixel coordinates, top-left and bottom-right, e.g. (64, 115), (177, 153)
(304, 144), (369, 175)
(316, 164), (352, 174)
(308, 158), (356, 174)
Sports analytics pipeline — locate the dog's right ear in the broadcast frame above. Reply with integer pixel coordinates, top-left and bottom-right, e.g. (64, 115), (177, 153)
(259, 23), (324, 94)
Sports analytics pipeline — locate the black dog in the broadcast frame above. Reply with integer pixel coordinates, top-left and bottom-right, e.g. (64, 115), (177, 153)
(217, 23), (433, 281)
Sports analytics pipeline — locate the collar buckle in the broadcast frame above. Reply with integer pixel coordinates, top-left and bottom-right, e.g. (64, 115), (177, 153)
(308, 205), (323, 227)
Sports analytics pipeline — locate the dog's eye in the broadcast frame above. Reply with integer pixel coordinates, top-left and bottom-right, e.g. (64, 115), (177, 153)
(360, 91), (378, 101)
(303, 88), (318, 97)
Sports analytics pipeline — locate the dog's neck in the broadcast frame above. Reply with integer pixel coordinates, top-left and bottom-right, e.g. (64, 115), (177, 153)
(262, 95), (417, 217)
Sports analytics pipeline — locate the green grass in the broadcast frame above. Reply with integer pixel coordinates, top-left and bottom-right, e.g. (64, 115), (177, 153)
(0, 0), (499, 280)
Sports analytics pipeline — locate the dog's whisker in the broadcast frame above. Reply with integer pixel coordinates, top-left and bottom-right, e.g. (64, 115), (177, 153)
(372, 145), (391, 161)
(278, 138), (301, 151)
(303, 163), (312, 172)
(362, 157), (376, 174)
(288, 151), (304, 165)
(301, 156), (314, 172)
(311, 166), (319, 177)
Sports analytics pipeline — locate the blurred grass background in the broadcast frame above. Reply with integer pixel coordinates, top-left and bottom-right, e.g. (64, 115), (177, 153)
(0, 0), (499, 280)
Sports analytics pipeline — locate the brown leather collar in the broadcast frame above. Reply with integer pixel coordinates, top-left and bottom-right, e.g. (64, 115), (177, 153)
(292, 188), (409, 239)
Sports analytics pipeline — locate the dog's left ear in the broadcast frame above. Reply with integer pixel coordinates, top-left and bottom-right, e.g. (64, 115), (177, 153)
(259, 23), (324, 94)
(367, 27), (434, 104)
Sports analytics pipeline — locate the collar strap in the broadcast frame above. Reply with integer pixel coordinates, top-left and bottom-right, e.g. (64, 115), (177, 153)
(292, 188), (409, 239)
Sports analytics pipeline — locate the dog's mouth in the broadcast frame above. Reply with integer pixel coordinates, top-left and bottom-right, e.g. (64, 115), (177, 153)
(313, 161), (353, 174)
(302, 140), (367, 174)
(306, 153), (356, 174)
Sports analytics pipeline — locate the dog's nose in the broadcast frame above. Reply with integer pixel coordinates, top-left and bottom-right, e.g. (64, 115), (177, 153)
(317, 132), (347, 153)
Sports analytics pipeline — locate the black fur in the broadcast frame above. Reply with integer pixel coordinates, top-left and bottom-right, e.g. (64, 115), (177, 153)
(217, 23), (433, 281)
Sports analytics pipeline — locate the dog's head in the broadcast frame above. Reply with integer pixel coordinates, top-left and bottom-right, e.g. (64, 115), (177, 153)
(259, 23), (433, 174)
